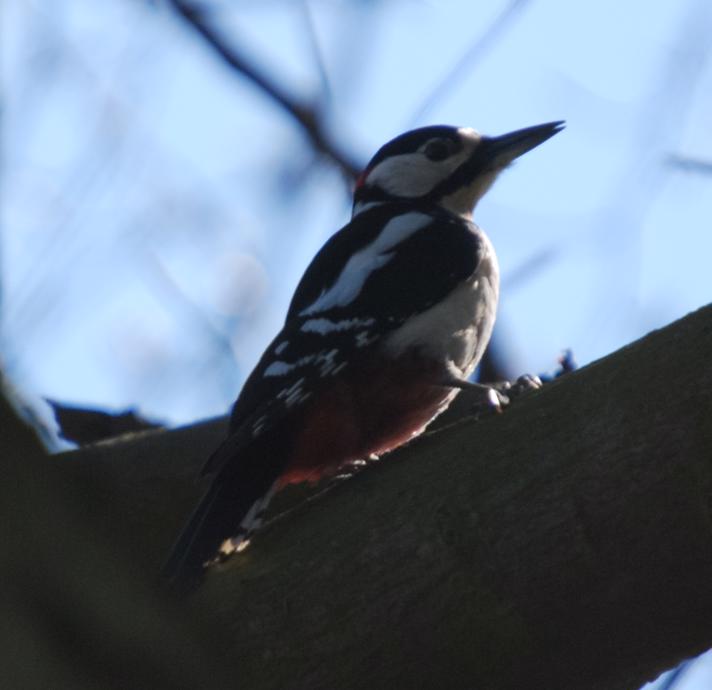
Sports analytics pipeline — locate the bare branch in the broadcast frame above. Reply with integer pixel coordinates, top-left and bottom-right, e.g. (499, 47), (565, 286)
(168, 0), (361, 179)
(56, 304), (712, 690)
(667, 153), (712, 176)
(298, 0), (332, 103)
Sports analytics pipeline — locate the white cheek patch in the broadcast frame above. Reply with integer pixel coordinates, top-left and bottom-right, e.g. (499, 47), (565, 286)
(365, 151), (469, 197)
(300, 212), (431, 315)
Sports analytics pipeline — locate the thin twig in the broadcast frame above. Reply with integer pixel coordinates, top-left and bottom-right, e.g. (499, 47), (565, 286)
(409, 0), (530, 125)
(168, 0), (360, 179)
(667, 153), (712, 175)
(299, 0), (332, 103)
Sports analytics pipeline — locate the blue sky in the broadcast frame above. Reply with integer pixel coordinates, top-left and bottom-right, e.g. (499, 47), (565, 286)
(3, 0), (712, 685)
(4, 0), (712, 427)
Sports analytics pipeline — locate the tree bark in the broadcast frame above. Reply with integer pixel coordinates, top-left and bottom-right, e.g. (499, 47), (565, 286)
(12, 305), (712, 689)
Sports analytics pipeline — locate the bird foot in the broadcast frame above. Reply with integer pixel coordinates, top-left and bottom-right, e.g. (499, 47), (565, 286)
(446, 373), (543, 419)
(491, 373), (543, 399)
(440, 377), (509, 411)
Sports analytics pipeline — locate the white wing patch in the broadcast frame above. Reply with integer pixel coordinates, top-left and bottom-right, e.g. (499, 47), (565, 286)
(301, 317), (375, 334)
(355, 330), (378, 348)
(382, 229), (499, 377)
(219, 481), (279, 556)
(251, 413), (269, 438)
(316, 349), (339, 375)
(276, 377), (310, 407)
(300, 212), (431, 316)
(264, 349), (348, 381)
(264, 359), (303, 377)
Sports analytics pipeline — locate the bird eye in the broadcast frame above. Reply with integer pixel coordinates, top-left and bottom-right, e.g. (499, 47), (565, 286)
(423, 139), (451, 161)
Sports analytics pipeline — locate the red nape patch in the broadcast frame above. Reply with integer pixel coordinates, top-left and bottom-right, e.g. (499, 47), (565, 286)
(354, 168), (370, 191)
(276, 354), (457, 488)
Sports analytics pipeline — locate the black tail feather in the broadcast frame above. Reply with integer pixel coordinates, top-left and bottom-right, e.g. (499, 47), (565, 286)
(161, 478), (279, 592)
(161, 481), (229, 591)
(163, 426), (292, 592)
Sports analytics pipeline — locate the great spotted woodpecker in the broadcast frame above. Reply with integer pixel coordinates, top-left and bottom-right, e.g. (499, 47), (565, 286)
(163, 121), (564, 586)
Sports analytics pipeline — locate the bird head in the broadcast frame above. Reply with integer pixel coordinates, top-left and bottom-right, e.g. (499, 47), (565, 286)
(353, 121), (564, 218)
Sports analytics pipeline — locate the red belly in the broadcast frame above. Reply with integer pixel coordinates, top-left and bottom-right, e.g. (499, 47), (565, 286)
(277, 354), (455, 487)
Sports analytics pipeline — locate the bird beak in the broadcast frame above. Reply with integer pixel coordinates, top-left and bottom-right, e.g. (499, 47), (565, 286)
(482, 121), (565, 168)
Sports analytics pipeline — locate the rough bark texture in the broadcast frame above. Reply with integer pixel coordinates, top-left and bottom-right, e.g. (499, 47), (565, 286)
(5, 306), (712, 689)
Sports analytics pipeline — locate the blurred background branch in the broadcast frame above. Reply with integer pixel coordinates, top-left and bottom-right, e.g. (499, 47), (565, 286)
(667, 154), (712, 176)
(168, 0), (361, 179)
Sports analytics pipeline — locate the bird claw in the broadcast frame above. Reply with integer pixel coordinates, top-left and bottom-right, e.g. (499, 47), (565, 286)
(510, 373), (543, 396)
(481, 373), (542, 413)
(491, 374), (542, 397)
(486, 387), (509, 411)
(441, 375), (509, 410)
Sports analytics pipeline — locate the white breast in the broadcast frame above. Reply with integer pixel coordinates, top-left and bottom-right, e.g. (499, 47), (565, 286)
(382, 229), (499, 379)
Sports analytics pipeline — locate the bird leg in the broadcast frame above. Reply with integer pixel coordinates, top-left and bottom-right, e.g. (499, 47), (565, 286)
(439, 369), (509, 411)
(440, 367), (544, 414)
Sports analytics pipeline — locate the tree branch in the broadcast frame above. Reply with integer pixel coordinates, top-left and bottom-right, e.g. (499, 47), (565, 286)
(51, 304), (712, 690)
(168, 0), (361, 179)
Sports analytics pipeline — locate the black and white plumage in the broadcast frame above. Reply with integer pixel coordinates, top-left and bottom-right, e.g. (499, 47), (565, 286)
(163, 121), (564, 588)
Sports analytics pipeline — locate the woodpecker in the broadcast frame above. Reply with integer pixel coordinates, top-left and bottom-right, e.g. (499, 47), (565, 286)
(163, 120), (564, 587)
